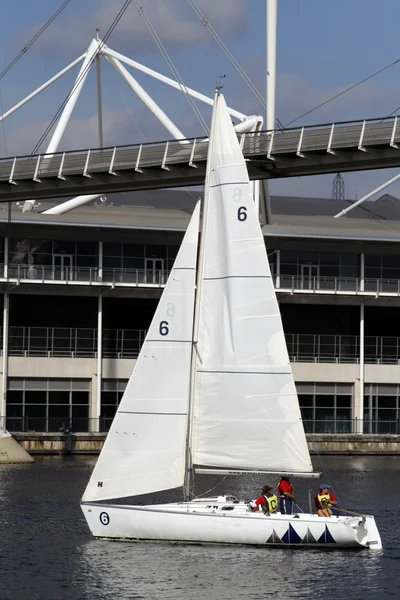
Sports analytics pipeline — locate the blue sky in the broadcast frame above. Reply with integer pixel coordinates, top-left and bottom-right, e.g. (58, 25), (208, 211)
(2, 0), (400, 199)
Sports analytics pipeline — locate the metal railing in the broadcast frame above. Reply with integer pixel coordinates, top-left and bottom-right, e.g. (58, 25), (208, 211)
(288, 334), (400, 364)
(1, 113), (400, 184)
(7, 264), (169, 286)
(5, 264), (400, 296)
(6, 328), (400, 364)
(303, 418), (400, 435)
(7, 327), (147, 358)
(3, 415), (400, 434)
(277, 275), (400, 295)
(287, 334), (359, 364)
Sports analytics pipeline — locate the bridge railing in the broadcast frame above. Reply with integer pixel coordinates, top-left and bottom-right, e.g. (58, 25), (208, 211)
(2, 113), (400, 183)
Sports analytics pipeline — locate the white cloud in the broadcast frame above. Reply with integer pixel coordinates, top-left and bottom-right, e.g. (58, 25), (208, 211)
(17, 0), (248, 59)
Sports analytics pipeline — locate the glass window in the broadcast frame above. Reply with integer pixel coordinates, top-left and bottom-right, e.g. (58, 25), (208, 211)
(72, 392), (89, 405)
(296, 382), (354, 433)
(25, 391), (47, 404)
(145, 245), (167, 258)
(298, 394), (314, 407)
(316, 395), (334, 408)
(123, 244), (145, 258)
(53, 240), (75, 254)
(6, 379), (90, 432)
(48, 391), (70, 404)
(7, 390), (23, 404)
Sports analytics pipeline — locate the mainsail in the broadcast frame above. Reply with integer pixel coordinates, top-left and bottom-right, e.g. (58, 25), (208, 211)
(190, 95), (313, 474)
(82, 202), (200, 502)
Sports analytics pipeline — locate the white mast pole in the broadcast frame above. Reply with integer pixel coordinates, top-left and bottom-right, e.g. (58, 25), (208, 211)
(0, 55), (86, 125)
(183, 89), (220, 501)
(260, 0), (278, 224)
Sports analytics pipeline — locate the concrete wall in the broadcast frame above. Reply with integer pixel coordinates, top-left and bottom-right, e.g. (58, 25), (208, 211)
(13, 432), (400, 456)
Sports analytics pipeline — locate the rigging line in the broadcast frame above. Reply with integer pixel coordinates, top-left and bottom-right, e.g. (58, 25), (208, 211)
(133, 1), (209, 136)
(284, 58), (400, 127)
(30, 0), (132, 156)
(186, 0), (285, 131)
(0, 87), (8, 156)
(0, 0), (73, 82)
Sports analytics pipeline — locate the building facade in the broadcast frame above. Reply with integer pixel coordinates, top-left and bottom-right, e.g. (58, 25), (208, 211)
(2, 191), (400, 436)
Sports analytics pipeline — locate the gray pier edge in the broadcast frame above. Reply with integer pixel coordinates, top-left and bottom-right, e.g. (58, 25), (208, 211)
(9, 433), (400, 456)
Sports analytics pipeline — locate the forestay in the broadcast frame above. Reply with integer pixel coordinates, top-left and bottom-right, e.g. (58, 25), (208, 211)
(190, 95), (312, 474)
(82, 202), (200, 502)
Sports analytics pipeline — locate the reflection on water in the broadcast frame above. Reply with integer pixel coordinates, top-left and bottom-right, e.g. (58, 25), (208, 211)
(0, 455), (398, 600)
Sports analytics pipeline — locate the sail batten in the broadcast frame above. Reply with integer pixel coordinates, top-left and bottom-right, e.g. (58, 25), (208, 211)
(190, 94), (313, 474)
(81, 202), (200, 503)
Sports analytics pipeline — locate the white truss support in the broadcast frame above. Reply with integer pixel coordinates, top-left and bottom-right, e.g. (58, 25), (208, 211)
(104, 53), (188, 143)
(24, 38), (101, 213)
(101, 46), (247, 122)
(43, 194), (103, 215)
(0, 54), (85, 124)
(390, 117), (398, 149)
(235, 116), (263, 133)
(46, 39), (100, 156)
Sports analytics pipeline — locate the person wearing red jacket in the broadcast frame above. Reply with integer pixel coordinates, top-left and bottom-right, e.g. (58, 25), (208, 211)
(278, 476), (295, 514)
(249, 485), (278, 514)
(314, 484), (338, 517)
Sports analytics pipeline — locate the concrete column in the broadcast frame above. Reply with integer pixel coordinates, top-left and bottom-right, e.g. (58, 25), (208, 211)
(95, 294), (103, 432)
(4, 236), (8, 280)
(276, 249), (281, 289)
(360, 253), (365, 292)
(98, 241), (103, 282)
(354, 303), (365, 433)
(1, 292), (9, 426)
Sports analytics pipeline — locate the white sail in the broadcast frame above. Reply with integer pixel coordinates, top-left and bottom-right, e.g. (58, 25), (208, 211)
(82, 202), (200, 502)
(190, 95), (312, 474)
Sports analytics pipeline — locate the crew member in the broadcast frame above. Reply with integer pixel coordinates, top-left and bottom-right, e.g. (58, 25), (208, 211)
(249, 485), (278, 514)
(314, 484), (338, 517)
(278, 476), (295, 514)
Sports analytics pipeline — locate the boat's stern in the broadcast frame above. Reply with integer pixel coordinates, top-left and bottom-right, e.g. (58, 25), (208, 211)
(349, 515), (382, 550)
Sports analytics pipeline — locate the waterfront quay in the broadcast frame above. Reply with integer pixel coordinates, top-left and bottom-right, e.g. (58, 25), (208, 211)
(12, 432), (400, 456)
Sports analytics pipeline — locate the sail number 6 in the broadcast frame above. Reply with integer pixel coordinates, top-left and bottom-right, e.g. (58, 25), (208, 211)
(159, 321), (169, 336)
(237, 206), (247, 222)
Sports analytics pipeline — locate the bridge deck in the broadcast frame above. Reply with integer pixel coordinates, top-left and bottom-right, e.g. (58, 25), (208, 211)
(1, 116), (400, 201)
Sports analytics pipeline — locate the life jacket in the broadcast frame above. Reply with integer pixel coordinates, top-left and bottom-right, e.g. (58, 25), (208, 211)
(263, 493), (278, 513)
(317, 493), (332, 509)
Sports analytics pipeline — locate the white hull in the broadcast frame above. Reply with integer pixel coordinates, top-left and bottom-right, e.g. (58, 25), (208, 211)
(81, 499), (382, 550)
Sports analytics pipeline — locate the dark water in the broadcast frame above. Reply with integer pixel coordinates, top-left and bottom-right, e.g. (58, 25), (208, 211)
(0, 455), (398, 600)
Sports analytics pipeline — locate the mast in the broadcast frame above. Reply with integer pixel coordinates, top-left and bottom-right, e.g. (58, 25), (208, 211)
(183, 89), (220, 500)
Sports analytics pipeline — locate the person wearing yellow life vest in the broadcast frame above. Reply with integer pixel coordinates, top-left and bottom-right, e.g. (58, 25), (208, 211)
(314, 484), (338, 517)
(249, 485), (278, 514)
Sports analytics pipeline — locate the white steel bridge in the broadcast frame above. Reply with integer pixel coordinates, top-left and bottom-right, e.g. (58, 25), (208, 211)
(1, 115), (400, 201)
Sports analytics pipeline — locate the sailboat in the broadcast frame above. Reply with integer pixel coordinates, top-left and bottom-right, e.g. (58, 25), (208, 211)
(81, 92), (382, 550)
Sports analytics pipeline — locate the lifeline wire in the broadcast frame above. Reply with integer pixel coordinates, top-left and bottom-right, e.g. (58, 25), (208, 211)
(134, 0), (209, 136)
(30, 0), (133, 156)
(0, 0), (73, 82)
